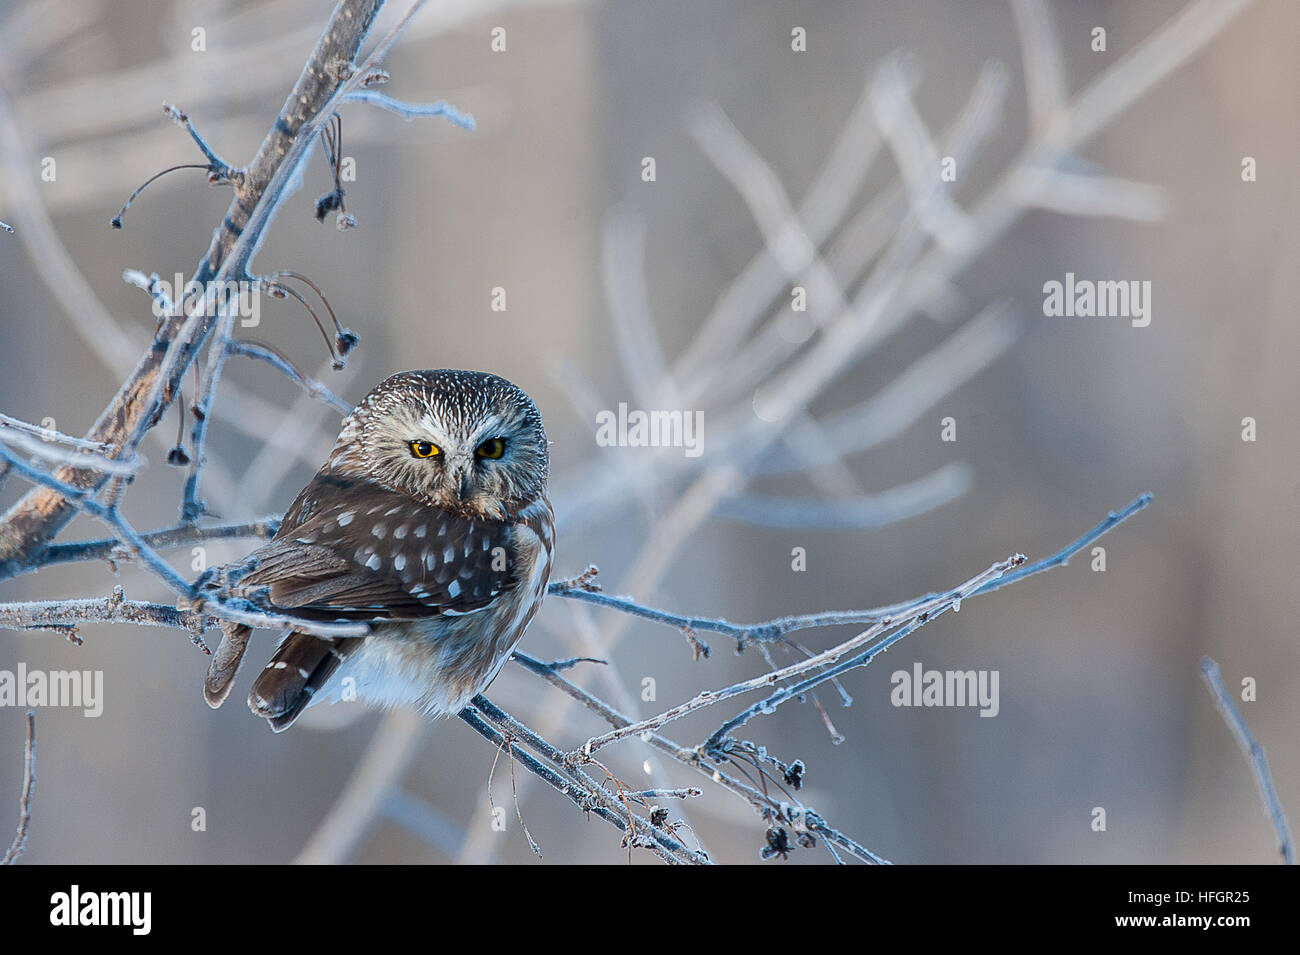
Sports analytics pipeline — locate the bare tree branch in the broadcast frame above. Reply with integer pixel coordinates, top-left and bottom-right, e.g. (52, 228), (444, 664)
(0, 0), (387, 576)
(1008, 0), (1067, 137)
(1200, 657), (1295, 865)
(1, 711), (35, 865)
(226, 341), (353, 415)
(0, 588), (204, 640)
(572, 554), (1024, 758)
(37, 519), (280, 571)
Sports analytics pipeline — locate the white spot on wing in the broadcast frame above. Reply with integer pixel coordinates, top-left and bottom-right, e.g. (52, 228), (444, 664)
(443, 605), (488, 616)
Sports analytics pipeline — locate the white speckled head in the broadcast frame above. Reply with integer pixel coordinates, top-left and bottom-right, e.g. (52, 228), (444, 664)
(330, 369), (549, 519)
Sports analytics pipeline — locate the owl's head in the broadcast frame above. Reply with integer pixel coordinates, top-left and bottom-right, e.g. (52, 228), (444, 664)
(332, 369), (549, 519)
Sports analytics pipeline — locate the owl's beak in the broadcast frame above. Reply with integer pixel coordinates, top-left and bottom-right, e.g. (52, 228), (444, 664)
(455, 469), (472, 501)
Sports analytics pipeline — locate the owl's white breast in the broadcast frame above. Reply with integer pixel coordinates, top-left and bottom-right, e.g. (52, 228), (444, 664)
(309, 497), (554, 718)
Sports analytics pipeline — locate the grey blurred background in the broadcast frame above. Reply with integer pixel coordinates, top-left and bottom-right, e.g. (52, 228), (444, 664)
(0, 0), (1296, 864)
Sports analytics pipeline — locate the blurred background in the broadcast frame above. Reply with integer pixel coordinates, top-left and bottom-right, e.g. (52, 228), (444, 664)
(0, 0), (1296, 864)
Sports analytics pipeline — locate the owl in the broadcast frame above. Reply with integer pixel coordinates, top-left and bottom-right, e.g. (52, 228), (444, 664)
(199, 369), (554, 732)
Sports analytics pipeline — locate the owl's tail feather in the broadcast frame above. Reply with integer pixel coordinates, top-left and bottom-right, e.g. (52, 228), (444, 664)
(248, 632), (361, 733)
(204, 623), (253, 708)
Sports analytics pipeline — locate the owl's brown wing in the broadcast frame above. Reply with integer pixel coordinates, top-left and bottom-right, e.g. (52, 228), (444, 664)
(228, 472), (520, 622)
(204, 473), (522, 721)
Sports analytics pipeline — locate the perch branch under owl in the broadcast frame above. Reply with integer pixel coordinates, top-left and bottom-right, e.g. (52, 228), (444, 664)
(0, 460), (1148, 864)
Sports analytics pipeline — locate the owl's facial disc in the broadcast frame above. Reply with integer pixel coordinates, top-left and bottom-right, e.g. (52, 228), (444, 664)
(350, 370), (548, 518)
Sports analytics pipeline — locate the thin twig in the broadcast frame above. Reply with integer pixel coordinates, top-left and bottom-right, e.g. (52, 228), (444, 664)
(1008, 0), (1067, 138)
(1, 711), (36, 865)
(511, 651), (886, 864)
(37, 518), (280, 570)
(179, 303), (237, 523)
(0, 0), (388, 577)
(0, 424), (139, 477)
(226, 340), (353, 414)
(1200, 657), (1295, 865)
(571, 554), (1023, 758)
(0, 413), (119, 456)
(461, 697), (709, 865)
(0, 590), (205, 638)
(341, 90), (474, 128)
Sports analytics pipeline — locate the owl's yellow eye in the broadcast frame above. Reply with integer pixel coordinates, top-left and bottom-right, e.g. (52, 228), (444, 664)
(409, 440), (440, 458)
(476, 437), (506, 459)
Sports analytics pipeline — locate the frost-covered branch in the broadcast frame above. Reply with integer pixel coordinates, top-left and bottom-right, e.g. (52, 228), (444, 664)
(0, 0), (390, 574)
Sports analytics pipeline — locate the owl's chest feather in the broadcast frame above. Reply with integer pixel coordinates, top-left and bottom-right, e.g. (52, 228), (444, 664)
(315, 497), (554, 717)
